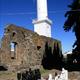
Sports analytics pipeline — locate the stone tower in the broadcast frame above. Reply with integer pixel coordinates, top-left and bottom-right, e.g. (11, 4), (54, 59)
(33, 0), (52, 37)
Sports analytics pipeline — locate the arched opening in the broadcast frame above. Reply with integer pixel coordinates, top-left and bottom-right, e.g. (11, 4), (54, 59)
(12, 32), (16, 37)
(12, 31), (17, 37)
(37, 46), (41, 50)
(10, 42), (17, 59)
(0, 65), (7, 71)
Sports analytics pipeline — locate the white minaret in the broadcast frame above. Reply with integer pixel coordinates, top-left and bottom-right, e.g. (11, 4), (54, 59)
(33, 0), (52, 37)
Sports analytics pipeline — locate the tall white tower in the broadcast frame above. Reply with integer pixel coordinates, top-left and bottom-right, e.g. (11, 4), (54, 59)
(33, 0), (52, 37)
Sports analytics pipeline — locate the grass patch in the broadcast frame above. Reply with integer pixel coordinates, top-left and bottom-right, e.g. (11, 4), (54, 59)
(0, 71), (17, 79)
(40, 67), (49, 74)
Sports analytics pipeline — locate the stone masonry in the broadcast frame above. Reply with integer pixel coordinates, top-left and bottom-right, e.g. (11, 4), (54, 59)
(0, 24), (62, 71)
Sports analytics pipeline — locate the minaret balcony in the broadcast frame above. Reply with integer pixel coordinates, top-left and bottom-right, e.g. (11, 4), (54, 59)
(32, 17), (52, 25)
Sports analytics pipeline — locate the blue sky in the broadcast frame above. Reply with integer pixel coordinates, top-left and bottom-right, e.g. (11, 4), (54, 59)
(0, 0), (75, 53)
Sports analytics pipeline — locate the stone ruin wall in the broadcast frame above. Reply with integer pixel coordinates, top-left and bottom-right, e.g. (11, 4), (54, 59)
(0, 24), (62, 71)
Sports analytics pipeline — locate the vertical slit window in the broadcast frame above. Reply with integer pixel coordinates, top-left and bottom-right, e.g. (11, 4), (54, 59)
(10, 42), (17, 59)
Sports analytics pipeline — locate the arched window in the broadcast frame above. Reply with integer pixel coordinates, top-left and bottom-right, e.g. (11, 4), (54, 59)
(10, 42), (17, 59)
(12, 31), (17, 37)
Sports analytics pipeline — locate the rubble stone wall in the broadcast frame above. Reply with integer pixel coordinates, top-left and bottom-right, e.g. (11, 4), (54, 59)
(0, 24), (62, 71)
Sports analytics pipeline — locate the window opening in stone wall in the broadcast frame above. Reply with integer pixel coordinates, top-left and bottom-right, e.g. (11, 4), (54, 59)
(12, 31), (17, 37)
(10, 42), (17, 59)
(7, 29), (10, 32)
(0, 66), (7, 71)
(12, 32), (16, 37)
(4, 28), (10, 33)
(0, 39), (1, 48)
(37, 46), (41, 50)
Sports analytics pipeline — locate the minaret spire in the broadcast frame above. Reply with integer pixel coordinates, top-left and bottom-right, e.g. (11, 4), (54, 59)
(33, 0), (52, 37)
(37, 0), (48, 20)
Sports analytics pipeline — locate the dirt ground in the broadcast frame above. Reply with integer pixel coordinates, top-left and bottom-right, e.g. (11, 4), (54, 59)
(0, 69), (80, 80)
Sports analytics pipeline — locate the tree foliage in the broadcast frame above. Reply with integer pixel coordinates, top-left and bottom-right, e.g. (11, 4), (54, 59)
(64, 0), (80, 31)
(64, 0), (80, 52)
